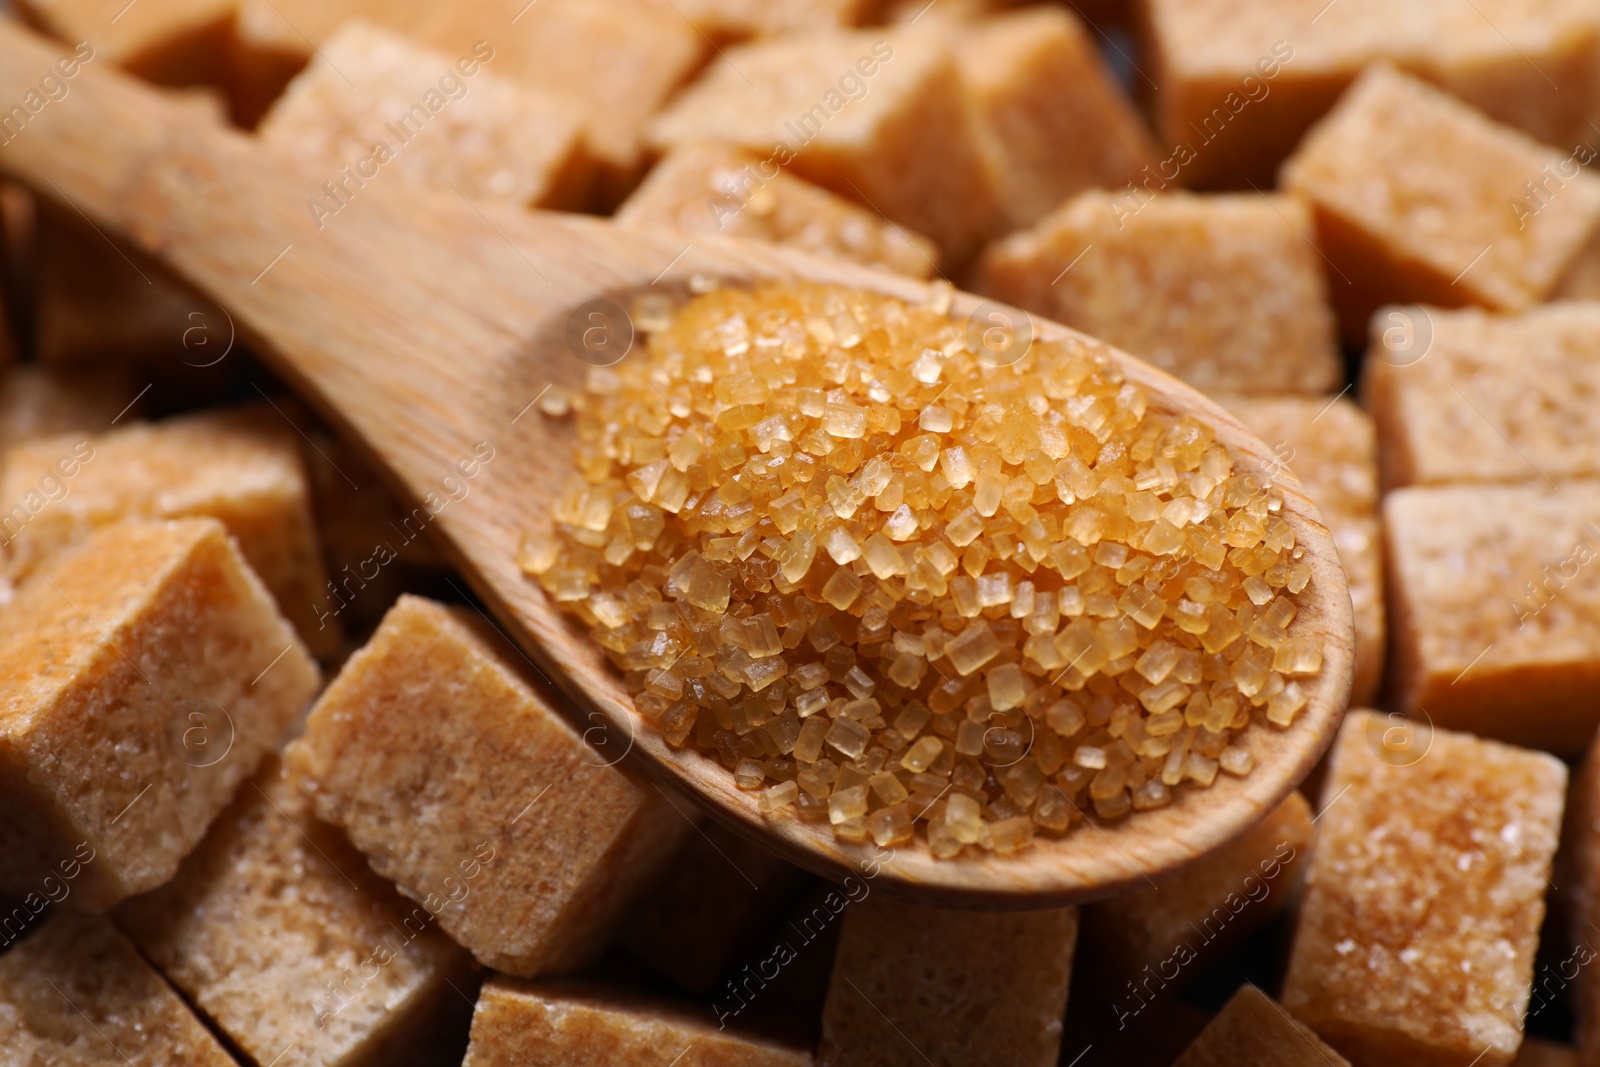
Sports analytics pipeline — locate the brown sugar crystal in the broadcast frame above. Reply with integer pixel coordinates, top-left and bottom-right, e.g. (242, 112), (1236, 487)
(1566, 730), (1600, 1066)
(1172, 984), (1349, 1067)
(977, 190), (1341, 395)
(287, 595), (688, 977)
(645, 28), (1000, 264)
(1384, 481), (1600, 754)
(0, 909), (235, 1066)
(616, 142), (939, 278)
(1282, 710), (1566, 1066)
(945, 6), (1159, 230)
(817, 894), (1077, 1067)
(0, 518), (319, 909)
(1281, 65), (1600, 338)
(1365, 302), (1600, 490)
(1085, 791), (1311, 989)
(258, 21), (591, 212)
(114, 757), (470, 1067)
(463, 978), (814, 1067)
(1141, 0), (1600, 190)
(526, 282), (1328, 856)
(0, 367), (132, 453)
(1220, 395), (1383, 705)
(674, 0), (882, 41)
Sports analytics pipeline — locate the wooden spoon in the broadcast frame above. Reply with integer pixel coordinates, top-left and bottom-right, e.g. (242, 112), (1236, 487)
(0, 21), (1352, 908)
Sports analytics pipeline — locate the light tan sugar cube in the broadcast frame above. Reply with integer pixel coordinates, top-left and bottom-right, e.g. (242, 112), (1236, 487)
(1085, 792), (1311, 987)
(1282, 65), (1600, 337)
(1282, 711), (1566, 1066)
(114, 757), (470, 1067)
(259, 22), (591, 212)
(16, 0), (234, 86)
(1221, 395), (1384, 705)
(0, 519), (319, 909)
(616, 142), (938, 279)
(228, 0), (436, 124)
(1514, 1040), (1578, 1067)
(2, 408), (336, 658)
(0, 910), (236, 1065)
(646, 28), (999, 265)
(977, 190), (1341, 394)
(463, 978), (814, 1067)
(1384, 482), (1600, 753)
(1173, 985), (1349, 1067)
(1141, 0), (1600, 190)
(948, 7), (1159, 230)
(818, 895), (1077, 1067)
(1365, 303), (1600, 489)
(619, 819), (810, 996)
(287, 595), (687, 977)
(417, 0), (704, 190)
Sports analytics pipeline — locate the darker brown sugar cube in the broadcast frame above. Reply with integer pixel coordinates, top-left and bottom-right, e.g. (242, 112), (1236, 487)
(817, 894), (1078, 1067)
(0, 518), (320, 909)
(287, 595), (688, 977)
(0, 909), (236, 1065)
(1282, 711), (1565, 1066)
(463, 978), (814, 1067)
(1173, 984), (1349, 1067)
(115, 757), (470, 1067)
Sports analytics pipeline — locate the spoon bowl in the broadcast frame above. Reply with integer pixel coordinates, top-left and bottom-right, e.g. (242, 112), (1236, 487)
(0, 20), (1353, 907)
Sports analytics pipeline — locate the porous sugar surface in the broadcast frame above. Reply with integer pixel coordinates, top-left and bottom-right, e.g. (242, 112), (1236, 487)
(523, 282), (1323, 856)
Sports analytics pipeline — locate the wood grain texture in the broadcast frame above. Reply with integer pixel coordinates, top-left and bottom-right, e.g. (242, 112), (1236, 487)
(0, 19), (1354, 908)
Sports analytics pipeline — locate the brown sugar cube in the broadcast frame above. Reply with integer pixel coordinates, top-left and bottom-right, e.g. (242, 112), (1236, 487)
(1220, 394), (1384, 705)
(2, 408), (337, 658)
(114, 757), (471, 1067)
(463, 978), (813, 1066)
(1084, 792), (1312, 990)
(1365, 303), (1600, 490)
(1515, 1040), (1579, 1067)
(1557, 228), (1600, 301)
(1384, 481), (1600, 753)
(0, 519), (320, 909)
(1141, 0), (1600, 190)
(16, 0), (234, 87)
(287, 595), (688, 977)
(258, 22), (592, 212)
(977, 189), (1341, 395)
(1173, 985), (1349, 1067)
(646, 27), (1000, 265)
(618, 819), (811, 996)
(416, 0), (703, 196)
(0, 909), (235, 1065)
(1282, 65), (1600, 339)
(817, 895), (1077, 1067)
(946, 7), (1159, 230)
(1282, 710), (1566, 1066)
(616, 142), (939, 278)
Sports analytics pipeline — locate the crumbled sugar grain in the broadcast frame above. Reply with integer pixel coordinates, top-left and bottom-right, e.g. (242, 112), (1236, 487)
(525, 282), (1321, 857)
